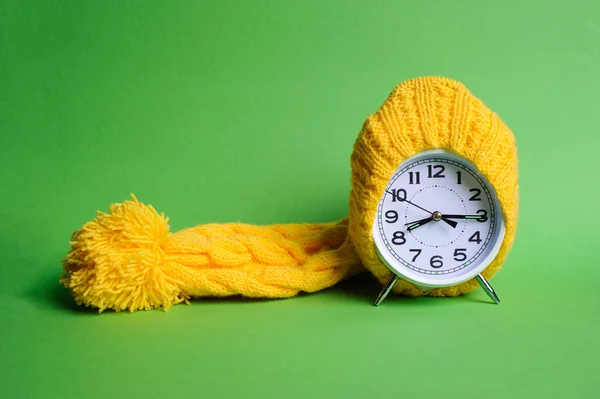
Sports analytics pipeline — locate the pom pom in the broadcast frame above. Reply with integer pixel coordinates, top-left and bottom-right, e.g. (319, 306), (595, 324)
(61, 195), (186, 312)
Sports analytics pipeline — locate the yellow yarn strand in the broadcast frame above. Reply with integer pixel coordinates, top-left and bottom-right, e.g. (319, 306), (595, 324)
(61, 195), (363, 312)
(61, 76), (518, 312)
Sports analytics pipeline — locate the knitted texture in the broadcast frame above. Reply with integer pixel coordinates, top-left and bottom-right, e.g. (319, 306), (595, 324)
(61, 196), (362, 312)
(349, 76), (518, 297)
(61, 76), (518, 311)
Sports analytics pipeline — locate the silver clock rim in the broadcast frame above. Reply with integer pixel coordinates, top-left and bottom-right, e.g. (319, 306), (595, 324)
(371, 149), (506, 288)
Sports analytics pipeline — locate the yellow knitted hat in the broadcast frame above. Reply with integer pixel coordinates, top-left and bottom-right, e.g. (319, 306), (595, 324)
(349, 76), (518, 297)
(61, 76), (518, 312)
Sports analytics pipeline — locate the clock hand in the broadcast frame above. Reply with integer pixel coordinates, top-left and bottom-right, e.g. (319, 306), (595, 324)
(386, 190), (432, 214)
(440, 217), (458, 228)
(405, 216), (434, 231)
(405, 214), (457, 230)
(443, 214), (484, 221)
(385, 190), (457, 229)
(404, 217), (432, 226)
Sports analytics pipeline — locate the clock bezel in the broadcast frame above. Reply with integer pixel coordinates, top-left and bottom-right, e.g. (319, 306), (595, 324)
(372, 149), (506, 288)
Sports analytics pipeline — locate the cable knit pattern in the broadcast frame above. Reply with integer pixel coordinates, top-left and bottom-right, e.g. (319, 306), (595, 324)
(349, 76), (518, 297)
(61, 196), (362, 312)
(61, 76), (518, 311)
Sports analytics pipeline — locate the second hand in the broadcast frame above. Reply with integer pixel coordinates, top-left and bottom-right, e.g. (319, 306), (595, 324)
(385, 190), (432, 214)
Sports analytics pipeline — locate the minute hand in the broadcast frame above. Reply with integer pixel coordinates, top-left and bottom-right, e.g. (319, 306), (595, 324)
(443, 214), (484, 220)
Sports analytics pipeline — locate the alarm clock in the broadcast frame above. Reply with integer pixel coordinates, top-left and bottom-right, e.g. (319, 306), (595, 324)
(372, 149), (505, 305)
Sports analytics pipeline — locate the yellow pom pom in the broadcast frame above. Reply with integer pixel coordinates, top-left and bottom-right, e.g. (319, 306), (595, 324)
(61, 195), (185, 312)
(62, 196), (362, 312)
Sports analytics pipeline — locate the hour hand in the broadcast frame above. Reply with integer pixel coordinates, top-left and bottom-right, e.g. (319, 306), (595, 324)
(405, 216), (434, 231)
(440, 217), (458, 228)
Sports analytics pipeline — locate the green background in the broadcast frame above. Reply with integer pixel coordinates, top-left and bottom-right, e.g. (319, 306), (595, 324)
(1, 1), (599, 398)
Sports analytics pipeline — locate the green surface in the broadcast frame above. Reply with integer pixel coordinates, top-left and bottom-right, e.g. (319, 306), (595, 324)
(1, 1), (599, 398)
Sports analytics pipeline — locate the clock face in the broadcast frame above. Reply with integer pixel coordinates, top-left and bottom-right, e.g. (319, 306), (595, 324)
(372, 150), (505, 287)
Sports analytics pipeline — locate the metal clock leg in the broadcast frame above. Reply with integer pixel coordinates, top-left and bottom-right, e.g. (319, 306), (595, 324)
(475, 274), (500, 304)
(373, 275), (399, 306)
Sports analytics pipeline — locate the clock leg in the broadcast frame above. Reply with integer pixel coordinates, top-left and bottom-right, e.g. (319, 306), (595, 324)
(475, 274), (500, 304)
(373, 275), (399, 306)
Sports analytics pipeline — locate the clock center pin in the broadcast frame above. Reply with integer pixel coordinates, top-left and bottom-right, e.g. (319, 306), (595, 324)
(432, 211), (442, 221)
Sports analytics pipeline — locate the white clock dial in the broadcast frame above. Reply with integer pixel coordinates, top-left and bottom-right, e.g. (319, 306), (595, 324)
(372, 150), (505, 288)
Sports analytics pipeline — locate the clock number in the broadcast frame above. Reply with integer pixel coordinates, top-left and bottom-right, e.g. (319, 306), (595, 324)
(476, 209), (488, 222)
(390, 188), (407, 202)
(430, 255), (443, 268)
(385, 210), (398, 224)
(453, 248), (467, 262)
(409, 249), (422, 262)
(456, 171), (462, 184)
(391, 231), (406, 245)
(427, 165), (445, 178)
(408, 171), (420, 184)
(469, 231), (482, 244)
(469, 188), (482, 201)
